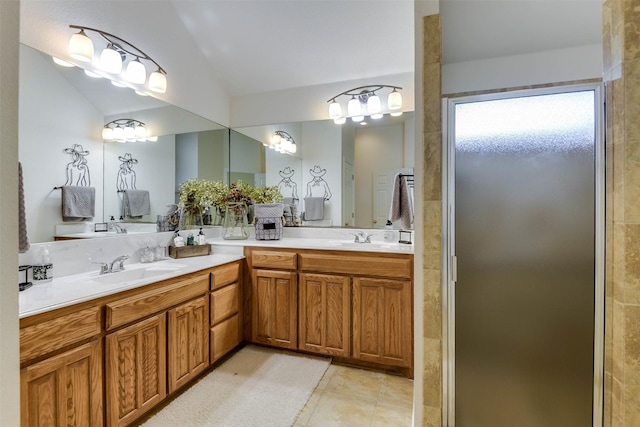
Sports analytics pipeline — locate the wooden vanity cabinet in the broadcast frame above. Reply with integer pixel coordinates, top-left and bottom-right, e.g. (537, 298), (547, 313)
(245, 247), (413, 375)
(20, 340), (103, 427)
(298, 273), (350, 357)
(252, 269), (298, 349)
(105, 314), (166, 427)
(167, 295), (209, 393)
(210, 261), (242, 363)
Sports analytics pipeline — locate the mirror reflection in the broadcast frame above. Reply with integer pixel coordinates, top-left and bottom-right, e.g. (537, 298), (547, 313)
(231, 112), (415, 229)
(18, 44), (228, 243)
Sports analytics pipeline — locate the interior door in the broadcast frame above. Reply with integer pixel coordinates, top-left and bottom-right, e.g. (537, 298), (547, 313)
(450, 87), (602, 427)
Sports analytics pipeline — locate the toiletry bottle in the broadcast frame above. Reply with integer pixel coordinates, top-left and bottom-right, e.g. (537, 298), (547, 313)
(197, 228), (206, 245)
(108, 216), (116, 232)
(384, 220), (394, 243)
(186, 232), (194, 246)
(33, 246), (53, 283)
(174, 231), (185, 247)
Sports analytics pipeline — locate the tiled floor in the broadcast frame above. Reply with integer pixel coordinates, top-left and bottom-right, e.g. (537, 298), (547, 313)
(294, 364), (414, 427)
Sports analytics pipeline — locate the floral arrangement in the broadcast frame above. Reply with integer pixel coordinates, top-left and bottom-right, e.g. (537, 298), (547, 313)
(178, 179), (283, 213)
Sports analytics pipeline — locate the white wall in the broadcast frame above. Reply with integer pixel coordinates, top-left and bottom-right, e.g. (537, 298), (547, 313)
(0, 1), (20, 424)
(19, 45), (105, 242)
(103, 135), (175, 222)
(442, 43), (603, 94)
(300, 120), (342, 225)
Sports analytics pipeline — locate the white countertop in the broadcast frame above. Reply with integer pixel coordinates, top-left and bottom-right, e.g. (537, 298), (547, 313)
(19, 253), (243, 319)
(208, 237), (415, 254)
(19, 235), (413, 319)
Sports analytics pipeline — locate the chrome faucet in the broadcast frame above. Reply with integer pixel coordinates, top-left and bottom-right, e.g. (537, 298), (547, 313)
(351, 231), (373, 243)
(92, 261), (110, 275)
(109, 255), (130, 273)
(113, 223), (128, 234)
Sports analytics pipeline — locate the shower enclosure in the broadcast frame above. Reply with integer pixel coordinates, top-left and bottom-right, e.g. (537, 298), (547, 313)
(444, 84), (604, 426)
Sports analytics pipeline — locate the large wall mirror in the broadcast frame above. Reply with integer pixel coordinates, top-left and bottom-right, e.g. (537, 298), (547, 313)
(19, 44), (228, 243)
(231, 112), (415, 229)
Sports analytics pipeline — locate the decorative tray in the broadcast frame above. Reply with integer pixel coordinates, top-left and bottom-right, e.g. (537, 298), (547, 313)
(168, 244), (211, 259)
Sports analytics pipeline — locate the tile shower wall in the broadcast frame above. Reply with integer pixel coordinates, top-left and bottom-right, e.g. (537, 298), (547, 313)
(421, 14), (443, 427)
(603, 1), (640, 426)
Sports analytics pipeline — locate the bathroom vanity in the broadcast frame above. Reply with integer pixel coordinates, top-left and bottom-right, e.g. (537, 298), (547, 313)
(18, 236), (413, 426)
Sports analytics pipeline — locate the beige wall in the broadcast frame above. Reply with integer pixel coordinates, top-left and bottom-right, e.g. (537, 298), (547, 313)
(603, 1), (640, 425)
(0, 0), (21, 424)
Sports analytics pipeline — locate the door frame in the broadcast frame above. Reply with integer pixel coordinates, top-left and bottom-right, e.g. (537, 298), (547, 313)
(441, 82), (605, 427)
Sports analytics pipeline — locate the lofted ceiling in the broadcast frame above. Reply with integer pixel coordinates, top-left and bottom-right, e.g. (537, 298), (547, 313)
(169, 0), (603, 99)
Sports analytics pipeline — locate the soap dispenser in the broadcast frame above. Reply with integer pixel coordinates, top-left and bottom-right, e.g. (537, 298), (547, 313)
(108, 216), (116, 232)
(384, 220), (394, 243)
(197, 228), (206, 245)
(33, 246), (53, 283)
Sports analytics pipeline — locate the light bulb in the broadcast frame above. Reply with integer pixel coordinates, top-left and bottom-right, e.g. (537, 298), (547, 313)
(102, 127), (113, 140)
(347, 97), (361, 117)
(328, 101), (342, 119)
(367, 94), (381, 114)
(271, 134), (282, 146)
(388, 89), (402, 110)
(125, 58), (146, 84)
(148, 70), (167, 93)
(69, 29), (94, 62)
(100, 45), (122, 74)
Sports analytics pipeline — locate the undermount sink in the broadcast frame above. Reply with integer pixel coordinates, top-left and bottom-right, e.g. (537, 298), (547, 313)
(87, 263), (188, 286)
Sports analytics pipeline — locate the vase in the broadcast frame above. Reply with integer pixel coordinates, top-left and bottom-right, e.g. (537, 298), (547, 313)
(179, 205), (203, 230)
(222, 202), (249, 240)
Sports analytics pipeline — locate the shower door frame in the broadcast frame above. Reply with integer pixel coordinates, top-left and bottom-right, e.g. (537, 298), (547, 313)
(441, 82), (605, 427)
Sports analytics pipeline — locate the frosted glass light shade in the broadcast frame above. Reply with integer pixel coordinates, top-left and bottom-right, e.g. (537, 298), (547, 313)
(124, 126), (135, 140)
(52, 57), (75, 67)
(329, 101), (342, 119)
(125, 58), (146, 84)
(112, 127), (125, 140)
(111, 80), (127, 88)
(367, 94), (381, 114)
(347, 97), (361, 117)
(102, 128), (113, 140)
(134, 125), (146, 139)
(289, 142), (297, 154)
(271, 134), (282, 146)
(334, 117), (346, 125)
(100, 46), (122, 74)
(84, 69), (102, 78)
(148, 70), (167, 93)
(69, 30), (94, 62)
(352, 115), (364, 123)
(371, 113), (384, 120)
(388, 89), (402, 110)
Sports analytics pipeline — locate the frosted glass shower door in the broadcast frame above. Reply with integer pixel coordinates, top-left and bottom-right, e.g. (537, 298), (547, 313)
(452, 89), (598, 427)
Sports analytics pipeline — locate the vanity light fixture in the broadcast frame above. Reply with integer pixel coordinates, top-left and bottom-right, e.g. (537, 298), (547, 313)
(65, 25), (167, 94)
(327, 85), (403, 124)
(102, 119), (155, 143)
(269, 131), (297, 155)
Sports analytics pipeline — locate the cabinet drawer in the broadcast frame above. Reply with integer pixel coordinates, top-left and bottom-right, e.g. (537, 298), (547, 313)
(212, 261), (240, 290)
(210, 313), (240, 362)
(106, 273), (209, 330)
(251, 250), (297, 270)
(211, 282), (239, 325)
(20, 306), (101, 363)
(299, 253), (412, 279)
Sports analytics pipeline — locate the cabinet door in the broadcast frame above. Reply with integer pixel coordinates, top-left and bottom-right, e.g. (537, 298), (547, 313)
(21, 340), (103, 427)
(299, 273), (350, 357)
(105, 313), (166, 427)
(251, 269), (298, 349)
(168, 295), (209, 393)
(352, 277), (412, 368)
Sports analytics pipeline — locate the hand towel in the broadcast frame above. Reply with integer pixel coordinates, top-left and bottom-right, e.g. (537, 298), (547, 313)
(62, 185), (95, 222)
(304, 197), (325, 221)
(123, 189), (151, 218)
(283, 197), (296, 205)
(389, 174), (413, 230)
(18, 163), (30, 253)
